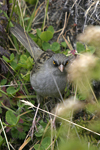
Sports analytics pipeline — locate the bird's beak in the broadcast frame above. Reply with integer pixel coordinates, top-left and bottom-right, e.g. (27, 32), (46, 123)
(58, 64), (64, 72)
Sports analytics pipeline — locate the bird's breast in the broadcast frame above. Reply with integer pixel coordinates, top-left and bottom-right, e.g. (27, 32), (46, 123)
(30, 68), (67, 97)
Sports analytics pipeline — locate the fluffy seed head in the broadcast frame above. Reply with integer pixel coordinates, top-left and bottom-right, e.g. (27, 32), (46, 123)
(52, 97), (83, 117)
(68, 54), (96, 81)
(77, 25), (100, 56)
(67, 54), (97, 97)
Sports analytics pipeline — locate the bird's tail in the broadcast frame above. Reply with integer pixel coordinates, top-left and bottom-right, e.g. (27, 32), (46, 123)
(10, 23), (43, 59)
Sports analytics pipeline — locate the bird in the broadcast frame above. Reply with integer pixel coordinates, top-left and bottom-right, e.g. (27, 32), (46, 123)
(10, 23), (72, 102)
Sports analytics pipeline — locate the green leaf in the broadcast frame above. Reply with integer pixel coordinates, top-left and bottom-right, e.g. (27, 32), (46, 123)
(86, 46), (95, 54)
(76, 42), (86, 53)
(2, 56), (9, 62)
(23, 17), (30, 21)
(10, 53), (14, 60)
(15, 63), (21, 70)
(62, 49), (69, 55)
(18, 55), (33, 70)
(0, 136), (3, 146)
(42, 42), (51, 50)
(35, 126), (44, 137)
(11, 61), (17, 70)
(20, 55), (27, 64)
(28, 33), (38, 42)
(7, 86), (16, 95)
(34, 137), (51, 150)
(61, 42), (67, 48)
(19, 55), (28, 68)
(7, 86), (20, 95)
(0, 79), (7, 85)
(3, 53), (15, 63)
(51, 42), (60, 51)
(36, 38), (42, 48)
(47, 26), (54, 34)
(11, 128), (19, 139)
(40, 31), (53, 42)
(18, 131), (26, 140)
(37, 29), (42, 37)
(34, 144), (44, 150)
(26, 57), (33, 69)
(11, 126), (26, 140)
(77, 93), (86, 101)
(41, 137), (51, 149)
(21, 71), (30, 81)
(39, 120), (47, 128)
(6, 110), (18, 125)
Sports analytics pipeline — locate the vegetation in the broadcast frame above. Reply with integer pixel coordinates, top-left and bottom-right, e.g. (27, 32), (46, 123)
(0, 0), (100, 149)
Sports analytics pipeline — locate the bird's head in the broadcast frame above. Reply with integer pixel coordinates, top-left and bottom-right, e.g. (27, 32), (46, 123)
(52, 53), (70, 72)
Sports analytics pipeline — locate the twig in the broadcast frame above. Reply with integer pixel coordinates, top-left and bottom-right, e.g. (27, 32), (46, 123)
(21, 100), (100, 137)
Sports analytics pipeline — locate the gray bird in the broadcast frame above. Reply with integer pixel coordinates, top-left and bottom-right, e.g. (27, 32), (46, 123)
(10, 24), (72, 102)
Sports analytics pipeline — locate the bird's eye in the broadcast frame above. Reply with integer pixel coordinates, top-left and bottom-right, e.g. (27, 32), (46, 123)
(53, 61), (56, 65)
(66, 61), (69, 65)
(53, 60), (58, 66)
(64, 61), (69, 66)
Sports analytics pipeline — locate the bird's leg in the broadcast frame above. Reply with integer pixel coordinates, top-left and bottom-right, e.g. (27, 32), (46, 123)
(37, 94), (44, 104)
